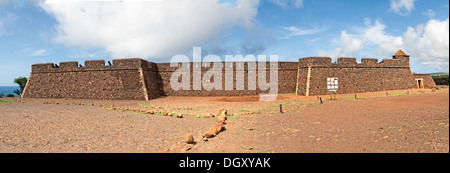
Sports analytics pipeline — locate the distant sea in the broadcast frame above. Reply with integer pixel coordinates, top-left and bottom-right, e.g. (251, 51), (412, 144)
(0, 86), (20, 97)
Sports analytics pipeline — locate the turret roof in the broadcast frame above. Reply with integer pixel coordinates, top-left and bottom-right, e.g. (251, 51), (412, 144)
(394, 49), (408, 56)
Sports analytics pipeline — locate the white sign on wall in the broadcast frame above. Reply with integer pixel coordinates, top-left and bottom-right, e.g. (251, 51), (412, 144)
(327, 77), (338, 92)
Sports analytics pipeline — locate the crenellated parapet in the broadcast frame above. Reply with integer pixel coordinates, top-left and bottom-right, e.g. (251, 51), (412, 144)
(156, 61), (298, 72)
(299, 55), (410, 68)
(31, 58), (160, 73)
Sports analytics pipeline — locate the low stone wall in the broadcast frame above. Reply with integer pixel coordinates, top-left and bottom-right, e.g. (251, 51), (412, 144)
(413, 74), (437, 89)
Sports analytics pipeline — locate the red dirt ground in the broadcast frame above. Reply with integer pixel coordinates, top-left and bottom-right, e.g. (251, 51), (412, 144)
(0, 89), (448, 153)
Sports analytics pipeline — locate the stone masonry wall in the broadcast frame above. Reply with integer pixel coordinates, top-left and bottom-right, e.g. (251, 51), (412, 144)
(156, 62), (298, 96)
(413, 74), (436, 89)
(22, 52), (423, 100)
(296, 55), (418, 96)
(22, 59), (160, 100)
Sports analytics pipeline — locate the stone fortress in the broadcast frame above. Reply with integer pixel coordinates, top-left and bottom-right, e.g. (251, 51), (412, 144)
(22, 50), (436, 100)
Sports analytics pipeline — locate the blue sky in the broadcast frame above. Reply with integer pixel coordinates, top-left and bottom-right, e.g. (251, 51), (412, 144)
(0, 0), (448, 86)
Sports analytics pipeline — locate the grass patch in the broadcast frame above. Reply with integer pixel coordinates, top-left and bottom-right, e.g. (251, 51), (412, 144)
(337, 96), (356, 100)
(389, 93), (406, 96)
(140, 103), (201, 111)
(236, 109), (249, 113)
(140, 103), (160, 108)
(229, 114), (241, 122)
(372, 94), (387, 98)
(0, 100), (13, 103)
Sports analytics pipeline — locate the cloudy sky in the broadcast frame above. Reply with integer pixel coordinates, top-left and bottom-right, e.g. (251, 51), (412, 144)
(0, 0), (448, 85)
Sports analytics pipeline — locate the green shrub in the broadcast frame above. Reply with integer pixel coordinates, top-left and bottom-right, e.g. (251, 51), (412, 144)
(6, 94), (15, 97)
(0, 93), (4, 98)
(432, 74), (449, 86)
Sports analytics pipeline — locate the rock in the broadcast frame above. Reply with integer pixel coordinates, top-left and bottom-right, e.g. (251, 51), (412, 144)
(147, 110), (154, 114)
(176, 115), (184, 118)
(162, 111), (168, 116)
(220, 110), (227, 117)
(181, 146), (191, 153)
(185, 133), (194, 144)
(218, 116), (227, 124)
(211, 124), (225, 135)
(218, 119), (226, 125)
(216, 109), (224, 117)
(219, 114), (227, 120)
(204, 114), (213, 118)
(212, 126), (220, 135)
(202, 137), (208, 141)
(216, 109), (227, 117)
(202, 130), (215, 138)
(215, 123), (225, 132)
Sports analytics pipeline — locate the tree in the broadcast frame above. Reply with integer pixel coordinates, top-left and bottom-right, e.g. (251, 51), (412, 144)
(0, 93), (4, 98)
(13, 89), (21, 96)
(13, 77), (27, 96)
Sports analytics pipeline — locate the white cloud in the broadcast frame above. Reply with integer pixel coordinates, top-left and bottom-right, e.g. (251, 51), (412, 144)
(318, 31), (365, 59)
(363, 18), (449, 68)
(421, 9), (436, 18)
(361, 18), (404, 56)
(39, 0), (260, 59)
(282, 25), (327, 39)
(410, 18), (449, 67)
(318, 18), (449, 70)
(292, 0), (304, 8)
(29, 49), (51, 56)
(389, 0), (416, 16)
(270, 0), (304, 9)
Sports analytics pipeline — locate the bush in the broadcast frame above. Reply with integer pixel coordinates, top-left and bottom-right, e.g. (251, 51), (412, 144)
(0, 93), (4, 98)
(432, 74), (449, 86)
(6, 94), (15, 97)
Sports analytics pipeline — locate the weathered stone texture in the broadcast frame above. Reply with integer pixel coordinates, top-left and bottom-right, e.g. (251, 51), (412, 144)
(156, 62), (297, 97)
(413, 74), (436, 89)
(22, 50), (433, 100)
(296, 53), (419, 96)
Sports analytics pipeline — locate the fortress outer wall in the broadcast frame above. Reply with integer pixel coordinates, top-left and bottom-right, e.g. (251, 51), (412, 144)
(296, 54), (418, 96)
(22, 50), (429, 100)
(21, 59), (163, 100)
